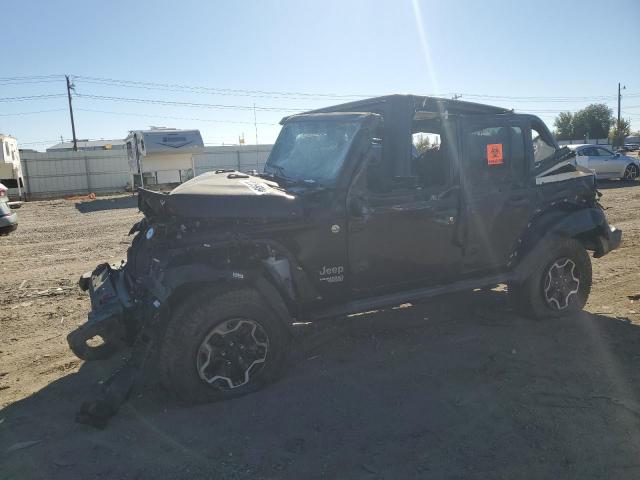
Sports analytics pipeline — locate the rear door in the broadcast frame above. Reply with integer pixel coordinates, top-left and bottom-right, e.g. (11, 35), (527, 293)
(459, 115), (536, 274)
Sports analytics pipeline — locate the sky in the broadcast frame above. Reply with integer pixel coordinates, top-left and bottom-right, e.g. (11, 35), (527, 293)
(2, 0), (639, 150)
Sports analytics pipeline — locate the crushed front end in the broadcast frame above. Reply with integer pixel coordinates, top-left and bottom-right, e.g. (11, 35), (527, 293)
(66, 192), (180, 428)
(67, 213), (165, 362)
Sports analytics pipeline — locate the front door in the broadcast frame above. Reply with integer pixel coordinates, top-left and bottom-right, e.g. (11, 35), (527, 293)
(346, 115), (462, 294)
(459, 116), (537, 274)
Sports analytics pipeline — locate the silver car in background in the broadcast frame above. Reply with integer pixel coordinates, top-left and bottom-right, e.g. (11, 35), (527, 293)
(0, 182), (17, 235)
(567, 144), (640, 181)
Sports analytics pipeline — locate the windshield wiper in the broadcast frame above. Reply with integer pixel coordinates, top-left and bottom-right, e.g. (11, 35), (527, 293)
(263, 164), (288, 180)
(262, 165), (323, 190)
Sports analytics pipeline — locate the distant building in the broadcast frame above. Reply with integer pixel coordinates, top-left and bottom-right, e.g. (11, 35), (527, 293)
(46, 139), (126, 152)
(125, 128), (204, 186)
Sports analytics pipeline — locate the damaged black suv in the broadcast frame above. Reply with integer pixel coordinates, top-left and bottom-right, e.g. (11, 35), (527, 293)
(68, 95), (621, 423)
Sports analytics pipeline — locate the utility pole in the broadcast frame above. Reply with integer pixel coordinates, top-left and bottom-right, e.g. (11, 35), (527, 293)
(617, 82), (626, 146)
(65, 75), (78, 151)
(253, 103), (259, 169)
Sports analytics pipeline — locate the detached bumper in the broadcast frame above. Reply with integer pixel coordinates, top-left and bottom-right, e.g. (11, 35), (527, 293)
(67, 264), (132, 361)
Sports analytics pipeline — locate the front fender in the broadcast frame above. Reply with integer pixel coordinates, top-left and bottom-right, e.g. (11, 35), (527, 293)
(512, 207), (621, 281)
(151, 265), (295, 333)
(548, 207), (608, 238)
(147, 264), (254, 302)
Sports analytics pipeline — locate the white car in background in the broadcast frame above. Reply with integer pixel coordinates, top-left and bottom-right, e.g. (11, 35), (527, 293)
(567, 144), (640, 181)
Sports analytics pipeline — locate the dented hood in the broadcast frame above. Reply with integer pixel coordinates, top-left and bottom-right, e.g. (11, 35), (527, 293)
(138, 171), (302, 219)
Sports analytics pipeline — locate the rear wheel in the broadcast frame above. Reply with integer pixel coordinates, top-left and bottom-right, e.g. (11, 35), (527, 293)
(509, 237), (592, 319)
(623, 164), (639, 181)
(159, 287), (289, 404)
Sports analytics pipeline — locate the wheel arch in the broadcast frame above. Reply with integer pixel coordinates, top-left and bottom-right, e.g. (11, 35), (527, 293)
(157, 263), (298, 335)
(513, 207), (608, 281)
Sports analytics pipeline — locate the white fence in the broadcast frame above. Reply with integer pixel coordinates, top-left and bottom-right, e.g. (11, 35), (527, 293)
(193, 145), (272, 176)
(20, 145), (273, 200)
(558, 138), (611, 146)
(21, 150), (130, 199)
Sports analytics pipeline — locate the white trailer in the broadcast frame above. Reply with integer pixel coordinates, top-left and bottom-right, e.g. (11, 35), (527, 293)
(125, 128), (204, 188)
(0, 134), (25, 200)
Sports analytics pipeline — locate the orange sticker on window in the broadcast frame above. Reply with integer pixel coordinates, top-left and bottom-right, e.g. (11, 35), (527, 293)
(487, 143), (503, 165)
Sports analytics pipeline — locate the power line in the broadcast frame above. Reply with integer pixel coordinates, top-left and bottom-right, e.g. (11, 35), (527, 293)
(0, 74), (63, 82)
(75, 108), (278, 125)
(0, 108), (66, 117)
(0, 79), (66, 86)
(0, 94), (67, 102)
(74, 93), (307, 112)
(71, 74), (372, 101)
(460, 92), (640, 102)
(71, 74), (640, 103)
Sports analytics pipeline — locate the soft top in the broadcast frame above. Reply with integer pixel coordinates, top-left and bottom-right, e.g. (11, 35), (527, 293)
(281, 94), (511, 124)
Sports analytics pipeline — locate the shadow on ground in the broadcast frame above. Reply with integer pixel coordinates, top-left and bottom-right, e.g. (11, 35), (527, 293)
(74, 195), (138, 213)
(597, 179), (640, 190)
(2, 291), (640, 479)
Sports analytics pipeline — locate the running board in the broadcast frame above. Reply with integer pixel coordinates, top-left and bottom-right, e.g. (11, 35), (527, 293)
(308, 273), (513, 321)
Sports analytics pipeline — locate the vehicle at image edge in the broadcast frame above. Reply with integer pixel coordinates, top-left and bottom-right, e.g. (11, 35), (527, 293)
(67, 95), (622, 427)
(623, 143), (639, 152)
(567, 144), (640, 181)
(0, 183), (17, 235)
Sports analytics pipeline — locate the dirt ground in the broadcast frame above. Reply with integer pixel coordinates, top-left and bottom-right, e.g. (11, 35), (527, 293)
(1, 179), (640, 479)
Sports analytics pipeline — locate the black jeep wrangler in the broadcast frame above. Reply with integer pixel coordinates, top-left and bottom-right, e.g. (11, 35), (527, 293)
(68, 95), (621, 424)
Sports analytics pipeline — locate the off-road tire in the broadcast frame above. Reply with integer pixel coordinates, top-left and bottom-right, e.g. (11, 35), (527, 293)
(509, 237), (592, 319)
(159, 287), (289, 404)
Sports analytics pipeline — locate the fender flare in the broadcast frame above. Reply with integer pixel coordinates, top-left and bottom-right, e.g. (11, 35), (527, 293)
(149, 264), (295, 333)
(513, 207), (619, 281)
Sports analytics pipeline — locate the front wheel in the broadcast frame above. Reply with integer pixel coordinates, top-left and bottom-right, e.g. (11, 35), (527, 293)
(623, 164), (639, 181)
(159, 287), (289, 404)
(509, 237), (592, 319)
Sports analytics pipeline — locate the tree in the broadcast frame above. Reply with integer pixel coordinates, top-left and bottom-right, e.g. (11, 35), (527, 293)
(553, 112), (574, 140)
(609, 118), (631, 145)
(413, 134), (431, 153)
(553, 104), (613, 141)
(572, 104), (613, 140)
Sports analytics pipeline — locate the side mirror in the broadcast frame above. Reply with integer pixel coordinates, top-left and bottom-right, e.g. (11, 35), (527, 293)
(614, 153), (620, 158)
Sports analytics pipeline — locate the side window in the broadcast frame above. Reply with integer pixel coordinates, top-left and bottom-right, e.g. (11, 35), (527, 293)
(582, 147), (597, 156)
(465, 125), (525, 185)
(596, 147), (612, 156)
(365, 116), (453, 193)
(410, 118), (451, 189)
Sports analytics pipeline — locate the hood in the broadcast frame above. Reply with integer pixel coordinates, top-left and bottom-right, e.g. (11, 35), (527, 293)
(138, 171), (302, 219)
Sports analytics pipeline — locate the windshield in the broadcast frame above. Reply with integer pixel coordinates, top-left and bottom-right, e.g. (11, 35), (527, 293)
(264, 119), (361, 185)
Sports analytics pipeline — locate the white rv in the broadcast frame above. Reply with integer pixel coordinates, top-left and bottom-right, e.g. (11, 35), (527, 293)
(125, 128), (204, 187)
(0, 134), (25, 200)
